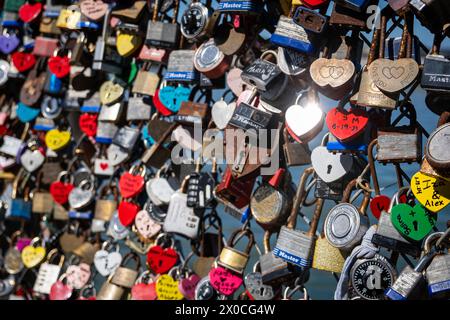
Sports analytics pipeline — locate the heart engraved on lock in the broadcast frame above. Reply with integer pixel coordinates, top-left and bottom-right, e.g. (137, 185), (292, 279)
(117, 32), (143, 57)
(80, 0), (108, 21)
(20, 149), (45, 173)
(146, 245), (178, 274)
(244, 272), (274, 300)
(410, 172), (450, 213)
(178, 274), (200, 300)
(100, 81), (124, 105)
(135, 210), (161, 239)
(325, 107), (369, 142)
(311, 146), (354, 183)
(45, 129), (71, 151)
(48, 56), (70, 79)
(19, 2), (43, 23)
(12, 52), (36, 72)
(156, 274), (184, 300)
(119, 173), (145, 198)
(310, 58), (355, 88)
(209, 266), (243, 296)
(21, 245), (46, 269)
(94, 250), (122, 277)
(391, 203), (437, 241)
(368, 58), (419, 93)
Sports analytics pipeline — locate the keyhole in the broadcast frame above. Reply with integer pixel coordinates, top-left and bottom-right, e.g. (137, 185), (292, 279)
(327, 165), (332, 174)
(413, 220), (418, 231)
(259, 287), (265, 296)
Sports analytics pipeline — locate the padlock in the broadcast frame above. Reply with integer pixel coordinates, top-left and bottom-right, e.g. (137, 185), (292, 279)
(97, 275), (125, 300)
(270, 9), (318, 54)
(357, 16), (398, 109)
(163, 177), (200, 239)
(293, 6), (328, 34)
(127, 95), (152, 121)
(259, 231), (294, 285)
(421, 32), (450, 93)
(410, 0), (450, 33)
(371, 187), (421, 257)
(132, 63), (161, 97)
(244, 262), (275, 301)
(425, 112), (450, 171)
(368, 13), (419, 94)
(164, 50), (199, 82)
(73, 241), (100, 265)
(112, 125), (140, 152)
(115, 23), (143, 58)
(94, 184), (118, 221)
(283, 128), (312, 167)
(9, 172), (32, 221)
(218, 228), (254, 274)
(324, 179), (370, 252)
(329, 2), (370, 30)
(312, 228), (347, 274)
(92, 6), (125, 74)
(111, 252), (141, 289)
(40, 8), (62, 35)
(376, 104), (422, 164)
(250, 168), (292, 231)
(33, 249), (64, 295)
(68, 177), (95, 210)
(273, 167), (323, 268)
(425, 231), (450, 299)
(194, 39), (230, 80)
(186, 159), (216, 209)
(146, 0), (180, 49)
(218, 0), (260, 13)
(56, 5), (81, 30)
(31, 174), (54, 215)
(349, 253), (397, 300)
(141, 121), (177, 169)
(4, 231), (25, 275)
(385, 232), (440, 300)
(334, 0), (371, 12)
(180, 0), (219, 41)
(20, 58), (47, 106)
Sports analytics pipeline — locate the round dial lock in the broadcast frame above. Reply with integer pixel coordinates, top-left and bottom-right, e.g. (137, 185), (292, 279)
(194, 39), (228, 79)
(145, 200), (167, 225)
(350, 255), (396, 300)
(324, 203), (363, 249)
(180, 3), (209, 40)
(41, 96), (62, 119)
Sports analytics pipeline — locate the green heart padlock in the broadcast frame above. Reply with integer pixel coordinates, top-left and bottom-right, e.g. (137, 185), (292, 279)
(391, 203), (437, 242)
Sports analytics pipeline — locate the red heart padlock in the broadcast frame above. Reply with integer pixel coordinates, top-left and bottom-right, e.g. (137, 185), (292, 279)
(302, 0), (329, 9)
(326, 107), (369, 142)
(370, 195), (391, 220)
(50, 181), (74, 205)
(131, 283), (157, 300)
(19, 2), (43, 23)
(146, 245), (178, 275)
(209, 266), (243, 296)
(12, 52), (36, 72)
(118, 201), (140, 226)
(119, 172), (145, 198)
(48, 56), (70, 78)
(79, 113), (98, 137)
(49, 281), (73, 300)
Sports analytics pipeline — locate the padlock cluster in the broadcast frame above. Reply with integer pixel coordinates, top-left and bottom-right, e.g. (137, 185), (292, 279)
(0, 0), (449, 302)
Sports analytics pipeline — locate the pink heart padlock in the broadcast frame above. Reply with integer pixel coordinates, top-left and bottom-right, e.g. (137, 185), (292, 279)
(209, 266), (243, 296)
(131, 283), (158, 300)
(134, 210), (161, 239)
(178, 274), (201, 300)
(49, 281), (73, 300)
(66, 263), (91, 290)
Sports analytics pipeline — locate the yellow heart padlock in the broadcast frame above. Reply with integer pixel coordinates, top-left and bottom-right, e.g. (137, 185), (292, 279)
(21, 237), (46, 269)
(116, 31), (143, 58)
(155, 274), (184, 300)
(56, 6), (81, 30)
(45, 129), (71, 151)
(99, 81), (124, 105)
(411, 171), (450, 213)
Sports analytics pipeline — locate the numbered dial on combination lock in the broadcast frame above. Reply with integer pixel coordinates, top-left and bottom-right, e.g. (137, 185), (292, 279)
(180, 3), (209, 40)
(186, 172), (215, 209)
(350, 254), (396, 300)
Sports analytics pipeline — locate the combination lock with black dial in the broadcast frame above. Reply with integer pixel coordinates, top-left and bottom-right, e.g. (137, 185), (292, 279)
(180, 2), (221, 41)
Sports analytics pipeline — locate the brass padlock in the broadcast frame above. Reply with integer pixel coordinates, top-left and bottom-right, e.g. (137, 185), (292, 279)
(97, 274), (125, 300)
(94, 184), (118, 221)
(110, 252), (141, 288)
(218, 228), (255, 274)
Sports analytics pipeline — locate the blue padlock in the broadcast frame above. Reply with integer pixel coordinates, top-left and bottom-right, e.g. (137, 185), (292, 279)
(45, 72), (63, 95)
(17, 103), (40, 123)
(334, 0), (371, 13)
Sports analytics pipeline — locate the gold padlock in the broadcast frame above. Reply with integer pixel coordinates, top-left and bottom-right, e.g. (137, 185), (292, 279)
(94, 185), (118, 221)
(111, 252), (141, 288)
(56, 5), (81, 30)
(218, 228), (254, 274)
(97, 275), (125, 300)
(312, 234), (347, 274)
(72, 241), (100, 265)
(53, 202), (69, 221)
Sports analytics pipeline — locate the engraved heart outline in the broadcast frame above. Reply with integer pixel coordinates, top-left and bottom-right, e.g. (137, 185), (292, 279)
(368, 58), (419, 93)
(310, 58), (355, 88)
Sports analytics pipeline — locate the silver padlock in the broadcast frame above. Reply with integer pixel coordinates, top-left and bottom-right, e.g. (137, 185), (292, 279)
(126, 95), (152, 121)
(112, 125), (140, 152)
(68, 178), (95, 210)
(33, 249), (64, 295)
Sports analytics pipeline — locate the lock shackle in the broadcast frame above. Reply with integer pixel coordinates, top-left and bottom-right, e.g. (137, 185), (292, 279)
(29, 237), (43, 248)
(283, 285), (308, 300)
(423, 232), (445, 255)
(46, 248), (65, 267)
(263, 230), (272, 254)
(155, 232), (175, 249)
(286, 167), (315, 229)
(368, 139), (381, 195)
(435, 227), (450, 251)
(129, 164), (146, 177)
(260, 50), (278, 65)
(120, 252), (141, 271)
(252, 261), (261, 273)
(9, 230), (24, 247)
(57, 170), (73, 184)
(79, 282), (96, 299)
(341, 179), (358, 203)
(136, 270), (155, 285)
(227, 228), (254, 254)
(168, 266), (180, 280)
(389, 186), (411, 211)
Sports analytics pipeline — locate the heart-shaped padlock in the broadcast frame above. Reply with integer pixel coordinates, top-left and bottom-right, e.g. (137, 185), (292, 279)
(20, 147), (45, 173)
(45, 128), (71, 151)
(211, 99), (235, 130)
(311, 146), (354, 183)
(209, 266), (243, 296)
(49, 277), (73, 300)
(11, 52), (36, 72)
(80, 0), (108, 21)
(118, 200), (140, 227)
(147, 237), (178, 275)
(116, 31), (143, 57)
(50, 171), (74, 205)
(135, 210), (162, 240)
(156, 274), (184, 300)
(17, 103), (40, 123)
(21, 238), (46, 269)
(410, 172), (450, 213)
(391, 203), (437, 242)
(66, 263), (91, 290)
(79, 113), (98, 137)
(178, 274), (201, 300)
(119, 165), (146, 198)
(326, 107), (369, 142)
(18, 2), (43, 23)
(244, 272), (274, 300)
(68, 179), (95, 210)
(0, 33), (20, 55)
(99, 81), (124, 105)
(93, 243), (122, 277)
